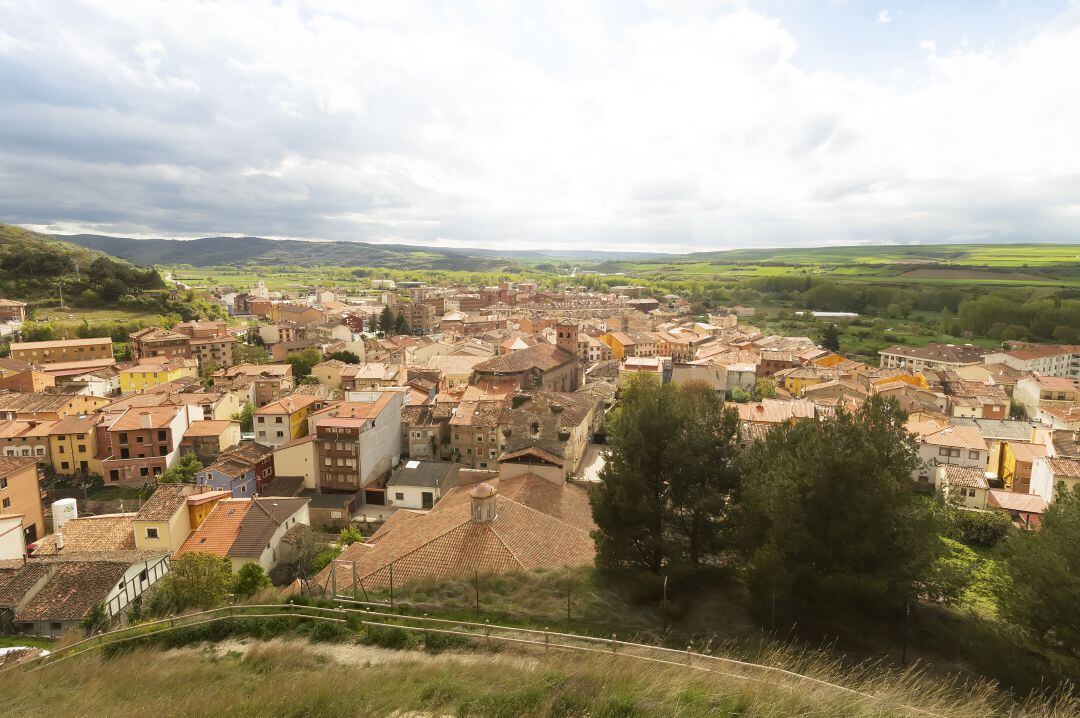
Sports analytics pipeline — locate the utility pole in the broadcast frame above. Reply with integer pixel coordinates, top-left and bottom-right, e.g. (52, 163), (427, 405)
(474, 570), (480, 615)
(566, 567), (572, 627)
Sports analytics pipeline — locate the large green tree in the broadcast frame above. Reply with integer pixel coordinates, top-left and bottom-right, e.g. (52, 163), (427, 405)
(1001, 485), (1080, 657)
(667, 382), (741, 566)
(740, 396), (942, 622)
(159, 451), (203, 484)
(591, 377), (740, 572)
(144, 552), (233, 616)
(592, 376), (683, 572)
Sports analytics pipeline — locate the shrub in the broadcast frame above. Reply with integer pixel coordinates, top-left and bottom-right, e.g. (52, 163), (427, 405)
(951, 509), (1012, 548)
(234, 562), (271, 598)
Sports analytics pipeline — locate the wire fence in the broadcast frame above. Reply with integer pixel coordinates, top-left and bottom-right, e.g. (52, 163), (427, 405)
(0, 601), (946, 718)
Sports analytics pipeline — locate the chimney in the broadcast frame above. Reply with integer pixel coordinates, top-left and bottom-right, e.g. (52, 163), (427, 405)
(140, 411), (153, 429)
(469, 483), (498, 523)
(511, 394), (530, 410)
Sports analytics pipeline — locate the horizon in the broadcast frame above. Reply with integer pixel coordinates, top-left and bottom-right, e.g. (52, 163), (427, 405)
(2, 1), (1080, 251)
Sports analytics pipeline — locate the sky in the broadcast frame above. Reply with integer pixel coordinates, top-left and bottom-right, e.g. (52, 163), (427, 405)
(1, 0), (1079, 253)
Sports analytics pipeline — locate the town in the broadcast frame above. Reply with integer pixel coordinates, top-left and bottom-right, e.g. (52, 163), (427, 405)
(1, 270), (1078, 697)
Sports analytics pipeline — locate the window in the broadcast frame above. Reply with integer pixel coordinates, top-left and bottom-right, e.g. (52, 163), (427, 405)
(61, 462), (70, 470)
(240, 484), (247, 493)
(140, 467), (149, 477)
(0, 478), (6, 489)
(119, 432), (129, 444)
(275, 416), (283, 423)
(276, 431), (284, 438)
(146, 527), (159, 539)
(139, 569), (148, 582)
(135, 435), (143, 443)
(77, 445), (86, 453)
(58, 445), (65, 454)
(2, 498), (9, 509)
(158, 430), (167, 442)
(395, 492), (404, 500)
(257, 416), (265, 424)
(968, 450), (980, 460)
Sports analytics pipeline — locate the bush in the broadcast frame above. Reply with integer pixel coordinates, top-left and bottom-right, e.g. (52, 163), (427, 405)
(951, 509), (1012, 548)
(362, 625), (420, 650)
(234, 562), (271, 598)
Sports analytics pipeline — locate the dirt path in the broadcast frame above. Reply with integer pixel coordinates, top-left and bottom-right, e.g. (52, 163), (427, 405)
(185, 636), (541, 671)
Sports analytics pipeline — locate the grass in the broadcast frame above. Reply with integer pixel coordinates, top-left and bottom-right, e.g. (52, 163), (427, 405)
(86, 485), (146, 501)
(6, 628), (1074, 717)
(0, 635), (54, 649)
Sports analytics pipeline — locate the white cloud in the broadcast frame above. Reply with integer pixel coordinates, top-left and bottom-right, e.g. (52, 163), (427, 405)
(876, 9), (893, 24)
(0, 1), (1079, 251)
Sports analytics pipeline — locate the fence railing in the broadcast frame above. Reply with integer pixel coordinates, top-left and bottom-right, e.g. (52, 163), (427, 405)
(0, 602), (944, 718)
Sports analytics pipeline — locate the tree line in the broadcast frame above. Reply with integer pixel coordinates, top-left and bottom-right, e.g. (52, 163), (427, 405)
(592, 376), (1080, 680)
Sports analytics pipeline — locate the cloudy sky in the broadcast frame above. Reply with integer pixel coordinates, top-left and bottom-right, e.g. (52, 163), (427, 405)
(1, 0), (1079, 252)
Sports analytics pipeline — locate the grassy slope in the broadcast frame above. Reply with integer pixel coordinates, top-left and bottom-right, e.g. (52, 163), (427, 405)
(6, 630), (1066, 717)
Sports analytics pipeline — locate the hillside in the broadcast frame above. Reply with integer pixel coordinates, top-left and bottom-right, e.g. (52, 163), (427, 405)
(61, 232), (664, 270)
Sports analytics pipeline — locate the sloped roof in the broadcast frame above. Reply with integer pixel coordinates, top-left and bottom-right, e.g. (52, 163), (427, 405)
(473, 343), (575, 374)
(920, 425), (987, 451)
(176, 499), (251, 556)
(32, 514), (137, 555)
(943, 464), (989, 489)
(15, 560), (130, 622)
(317, 474), (594, 592)
(135, 484), (192, 522)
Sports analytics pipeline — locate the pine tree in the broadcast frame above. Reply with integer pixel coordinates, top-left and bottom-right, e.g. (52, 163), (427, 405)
(739, 395), (942, 622)
(821, 323), (841, 352)
(393, 311), (410, 335)
(378, 306), (393, 334)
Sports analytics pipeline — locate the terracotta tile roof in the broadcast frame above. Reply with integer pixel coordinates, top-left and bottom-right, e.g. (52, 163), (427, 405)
(317, 474), (594, 592)
(183, 420), (237, 437)
(220, 441), (274, 465)
(0, 392), (78, 413)
(108, 406), (181, 431)
(1045, 457), (1080, 479)
(176, 499), (251, 557)
(0, 419), (57, 439)
(942, 464), (988, 489)
(255, 394), (322, 415)
(32, 514), (137, 555)
(310, 394), (395, 423)
(473, 344), (575, 374)
(262, 475), (305, 497)
(10, 337), (111, 351)
(1008, 442), (1047, 463)
(0, 455), (36, 477)
(987, 490), (1046, 514)
(14, 560), (130, 622)
(736, 399), (816, 424)
(47, 414), (102, 435)
(919, 425), (987, 451)
(135, 484), (192, 522)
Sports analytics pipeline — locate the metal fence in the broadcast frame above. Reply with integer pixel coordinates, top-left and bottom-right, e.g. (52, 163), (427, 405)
(0, 601), (945, 718)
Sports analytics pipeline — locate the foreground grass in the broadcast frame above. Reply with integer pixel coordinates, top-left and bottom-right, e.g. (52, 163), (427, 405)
(6, 629), (1073, 718)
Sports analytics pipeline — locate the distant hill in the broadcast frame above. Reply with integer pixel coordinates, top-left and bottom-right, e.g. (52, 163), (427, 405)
(60, 233), (667, 269)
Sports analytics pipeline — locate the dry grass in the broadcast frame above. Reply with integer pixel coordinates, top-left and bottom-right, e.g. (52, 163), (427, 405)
(5, 632), (1076, 717)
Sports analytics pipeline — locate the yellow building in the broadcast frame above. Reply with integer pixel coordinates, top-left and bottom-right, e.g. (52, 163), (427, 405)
(120, 359), (198, 393)
(186, 490), (231, 530)
(254, 395), (323, 448)
(133, 484), (197, 553)
(871, 373), (929, 391)
(48, 414), (103, 476)
(599, 332), (635, 361)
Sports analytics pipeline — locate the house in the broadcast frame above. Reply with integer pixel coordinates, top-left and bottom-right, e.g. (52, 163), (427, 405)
(937, 464), (989, 509)
(1030, 456), (1080, 506)
(340, 362), (407, 391)
(129, 327), (191, 362)
(254, 395), (326, 448)
(295, 490), (359, 529)
(272, 435), (317, 490)
(449, 400), (508, 471)
(950, 418), (1035, 477)
(32, 513), (137, 555)
(879, 343), (988, 373)
(173, 320), (237, 370)
(499, 390), (605, 479)
(386, 460), (461, 510)
(987, 490), (1045, 529)
(195, 442), (275, 497)
(180, 419), (241, 464)
(427, 355), (487, 390)
(0, 298), (27, 323)
(0, 419), (55, 467)
(309, 391), (403, 501)
(599, 331), (636, 360)
(119, 358), (199, 393)
(133, 483), (200, 552)
(982, 345), (1077, 378)
(176, 497), (311, 572)
(472, 342), (580, 393)
(1013, 375), (1080, 421)
(0, 369), (55, 393)
(1000, 441), (1048, 494)
(401, 403), (449, 461)
(0, 456), (44, 544)
(912, 425), (989, 488)
(317, 470), (595, 594)
(47, 414), (103, 477)
(0, 392), (111, 420)
(101, 405), (200, 485)
(9, 337), (113, 365)
(618, 357), (665, 387)
(311, 359), (348, 388)
(0, 552), (171, 636)
(212, 363), (294, 407)
(736, 399), (816, 425)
